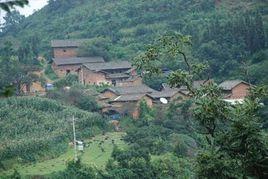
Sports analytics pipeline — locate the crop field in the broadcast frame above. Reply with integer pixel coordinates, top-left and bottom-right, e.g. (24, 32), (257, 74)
(1, 132), (126, 177)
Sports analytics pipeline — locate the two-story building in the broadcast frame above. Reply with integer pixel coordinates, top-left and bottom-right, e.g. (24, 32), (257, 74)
(79, 61), (142, 86)
(99, 85), (156, 118)
(51, 39), (89, 58)
(52, 57), (105, 77)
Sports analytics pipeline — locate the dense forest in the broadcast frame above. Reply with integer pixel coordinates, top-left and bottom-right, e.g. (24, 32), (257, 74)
(0, 0), (268, 178)
(0, 0), (267, 84)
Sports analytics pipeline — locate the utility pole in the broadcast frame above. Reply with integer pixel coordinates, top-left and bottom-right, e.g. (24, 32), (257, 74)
(72, 115), (78, 161)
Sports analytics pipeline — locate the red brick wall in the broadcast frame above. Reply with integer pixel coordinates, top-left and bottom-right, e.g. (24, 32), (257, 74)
(52, 62), (80, 77)
(229, 83), (250, 99)
(53, 47), (78, 58)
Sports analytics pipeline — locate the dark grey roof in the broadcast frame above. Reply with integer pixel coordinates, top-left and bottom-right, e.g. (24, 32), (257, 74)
(193, 80), (211, 89)
(111, 94), (149, 102)
(53, 57), (104, 66)
(106, 85), (156, 95)
(148, 89), (181, 99)
(51, 39), (89, 48)
(125, 76), (141, 82)
(106, 73), (130, 79)
(219, 80), (249, 90)
(163, 80), (212, 91)
(83, 61), (132, 71)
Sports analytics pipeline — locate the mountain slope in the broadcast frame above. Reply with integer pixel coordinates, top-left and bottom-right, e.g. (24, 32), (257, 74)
(0, 0), (267, 82)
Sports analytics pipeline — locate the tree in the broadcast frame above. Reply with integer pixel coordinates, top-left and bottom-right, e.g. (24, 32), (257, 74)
(134, 32), (268, 178)
(0, 0), (28, 12)
(1, 10), (25, 34)
(0, 41), (41, 96)
(78, 37), (112, 61)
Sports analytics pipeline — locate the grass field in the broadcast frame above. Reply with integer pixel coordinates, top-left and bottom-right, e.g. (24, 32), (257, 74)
(1, 132), (126, 177)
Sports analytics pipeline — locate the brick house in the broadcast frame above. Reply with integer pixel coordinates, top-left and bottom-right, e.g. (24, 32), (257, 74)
(52, 57), (104, 77)
(79, 61), (141, 86)
(219, 80), (251, 99)
(106, 94), (154, 119)
(51, 39), (89, 58)
(99, 85), (156, 118)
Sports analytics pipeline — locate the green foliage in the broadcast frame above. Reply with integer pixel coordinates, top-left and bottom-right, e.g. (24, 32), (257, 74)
(51, 159), (100, 179)
(0, 0), (28, 12)
(0, 0), (266, 81)
(44, 64), (58, 80)
(139, 100), (155, 123)
(142, 73), (167, 90)
(10, 169), (21, 179)
(196, 149), (241, 178)
(0, 97), (108, 163)
(47, 87), (100, 112)
(0, 41), (41, 96)
(53, 74), (78, 88)
(151, 153), (194, 179)
(106, 146), (194, 178)
(134, 33), (268, 178)
(78, 37), (112, 61)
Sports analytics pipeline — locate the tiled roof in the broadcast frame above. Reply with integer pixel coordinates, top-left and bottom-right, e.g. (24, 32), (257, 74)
(106, 73), (130, 79)
(148, 89), (181, 99)
(111, 94), (149, 102)
(125, 76), (141, 82)
(163, 80), (212, 91)
(219, 80), (249, 90)
(53, 57), (104, 65)
(193, 80), (211, 89)
(83, 61), (132, 71)
(51, 39), (89, 48)
(106, 85), (156, 95)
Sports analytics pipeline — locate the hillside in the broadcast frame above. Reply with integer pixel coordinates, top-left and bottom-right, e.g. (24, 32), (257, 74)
(1, 132), (126, 177)
(0, 0), (267, 84)
(0, 97), (108, 170)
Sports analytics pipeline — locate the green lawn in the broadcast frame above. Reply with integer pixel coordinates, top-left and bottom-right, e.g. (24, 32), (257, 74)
(1, 132), (126, 177)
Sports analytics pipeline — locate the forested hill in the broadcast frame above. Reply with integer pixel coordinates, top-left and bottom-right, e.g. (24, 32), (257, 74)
(0, 0), (267, 83)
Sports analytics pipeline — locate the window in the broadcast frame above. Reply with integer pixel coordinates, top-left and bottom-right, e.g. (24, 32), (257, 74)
(112, 80), (116, 86)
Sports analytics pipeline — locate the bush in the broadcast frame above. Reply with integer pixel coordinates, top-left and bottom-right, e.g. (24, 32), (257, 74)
(44, 64), (58, 80)
(50, 159), (100, 179)
(54, 74), (78, 88)
(46, 87), (100, 112)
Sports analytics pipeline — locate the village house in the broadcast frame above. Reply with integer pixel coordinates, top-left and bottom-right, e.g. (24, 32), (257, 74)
(79, 61), (141, 86)
(51, 39), (89, 58)
(106, 94), (154, 119)
(148, 88), (188, 104)
(52, 57), (105, 77)
(99, 85), (156, 118)
(161, 80), (213, 96)
(219, 80), (251, 99)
